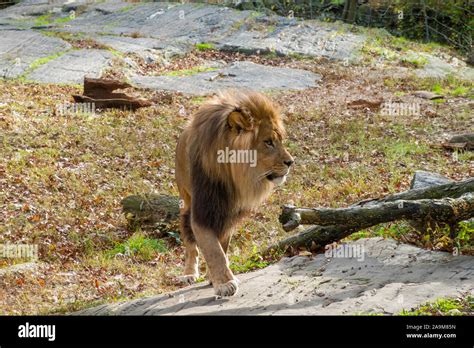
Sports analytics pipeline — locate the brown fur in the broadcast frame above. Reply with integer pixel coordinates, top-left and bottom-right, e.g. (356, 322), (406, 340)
(175, 90), (293, 296)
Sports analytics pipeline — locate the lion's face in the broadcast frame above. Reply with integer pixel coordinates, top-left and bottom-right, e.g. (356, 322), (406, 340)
(253, 121), (294, 187)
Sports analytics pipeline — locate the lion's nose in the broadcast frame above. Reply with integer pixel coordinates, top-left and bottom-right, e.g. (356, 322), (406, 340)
(284, 159), (294, 167)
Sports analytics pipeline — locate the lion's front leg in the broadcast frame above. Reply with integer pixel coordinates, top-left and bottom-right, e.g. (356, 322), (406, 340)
(206, 228), (234, 286)
(191, 221), (238, 297)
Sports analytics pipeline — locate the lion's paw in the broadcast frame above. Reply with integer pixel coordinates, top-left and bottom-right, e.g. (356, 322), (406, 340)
(177, 274), (198, 285)
(214, 279), (239, 297)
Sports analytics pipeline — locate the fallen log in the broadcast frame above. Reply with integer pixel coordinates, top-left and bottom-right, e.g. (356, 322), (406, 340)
(280, 194), (473, 229)
(351, 176), (474, 208)
(121, 194), (180, 229)
(280, 176), (474, 231)
(268, 193), (474, 254)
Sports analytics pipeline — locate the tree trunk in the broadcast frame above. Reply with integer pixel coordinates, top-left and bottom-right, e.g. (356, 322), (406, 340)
(342, 0), (358, 23)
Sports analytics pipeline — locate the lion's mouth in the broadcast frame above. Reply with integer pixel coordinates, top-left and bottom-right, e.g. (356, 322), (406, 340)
(266, 173), (279, 181)
(266, 172), (288, 186)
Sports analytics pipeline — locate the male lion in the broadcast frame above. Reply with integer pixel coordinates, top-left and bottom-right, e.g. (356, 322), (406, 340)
(175, 90), (294, 297)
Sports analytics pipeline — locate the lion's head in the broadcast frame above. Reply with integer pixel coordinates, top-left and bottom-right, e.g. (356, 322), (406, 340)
(185, 90), (294, 211)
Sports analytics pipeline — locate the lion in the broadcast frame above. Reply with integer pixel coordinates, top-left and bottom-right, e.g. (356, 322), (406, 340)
(175, 90), (294, 297)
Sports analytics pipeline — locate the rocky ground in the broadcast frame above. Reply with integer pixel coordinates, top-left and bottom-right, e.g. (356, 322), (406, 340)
(0, 0), (472, 315)
(77, 238), (473, 315)
(1, 0), (472, 86)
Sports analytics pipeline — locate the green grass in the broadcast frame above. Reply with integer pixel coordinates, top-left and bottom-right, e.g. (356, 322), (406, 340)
(195, 43), (215, 51)
(34, 14), (53, 26)
(385, 141), (430, 160)
(35, 13), (74, 26)
(400, 54), (428, 68)
(106, 233), (168, 261)
(454, 221), (474, 253)
(118, 5), (135, 13)
(16, 50), (69, 81)
(54, 16), (74, 24)
(29, 52), (66, 70)
(383, 73), (473, 99)
(162, 66), (218, 77)
(229, 246), (269, 273)
(399, 295), (474, 316)
(358, 27), (454, 69)
(432, 81), (472, 98)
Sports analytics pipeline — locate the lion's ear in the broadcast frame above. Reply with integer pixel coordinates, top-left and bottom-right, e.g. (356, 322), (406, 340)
(228, 107), (253, 133)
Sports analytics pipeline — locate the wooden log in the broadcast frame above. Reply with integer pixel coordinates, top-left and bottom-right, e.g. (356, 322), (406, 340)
(121, 194), (180, 228)
(351, 177), (474, 208)
(441, 133), (474, 151)
(280, 194), (473, 229)
(268, 193), (474, 254)
(280, 176), (474, 231)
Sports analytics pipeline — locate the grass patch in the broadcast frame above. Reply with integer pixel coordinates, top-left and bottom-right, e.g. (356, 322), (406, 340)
(359, 28), (454, 68)
(383, 73), (473, 98)
(118, 5), (135, 13)
(399, 295), (474, 316)
(230, 246), (269, 273)
(162, 66), (218, 77)
(16, 50), (69, 81)
(29, 52), (66, 71)
(384, 141), (430, 160)
(35, 13), (74, 26)
(34, 14), (53, 26)
(195, 43), (215, 51)
(106, 233), (168, 261)
(400, 54), (428, 68)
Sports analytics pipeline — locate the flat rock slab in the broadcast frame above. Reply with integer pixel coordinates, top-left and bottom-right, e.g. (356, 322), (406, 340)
(1, 1), (366, 62)
(132, 61), (321, 95)
(56, 2), (250, 45)
(413, 53), (474, 80)
(26, 49), (113, 84)
(219, 22), (365, 61)
(0, 29), (71, 79)
(76, 238), (474, 315)
(93, 35), (187, 61)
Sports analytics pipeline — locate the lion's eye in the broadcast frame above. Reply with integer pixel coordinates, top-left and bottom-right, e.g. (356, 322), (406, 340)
(264, 139), (274, 148)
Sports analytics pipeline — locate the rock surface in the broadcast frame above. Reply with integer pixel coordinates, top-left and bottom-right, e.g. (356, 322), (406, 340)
(27, 49), (113, 84)
(410, 170), (453, 190)
(132, 61), (321, 95)
(0, 29), (71, 79)
(1, 1), (472, 88)
(76, 238), (474, 315)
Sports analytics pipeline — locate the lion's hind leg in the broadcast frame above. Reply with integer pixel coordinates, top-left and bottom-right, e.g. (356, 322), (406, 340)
(177, 209), (200, 285)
